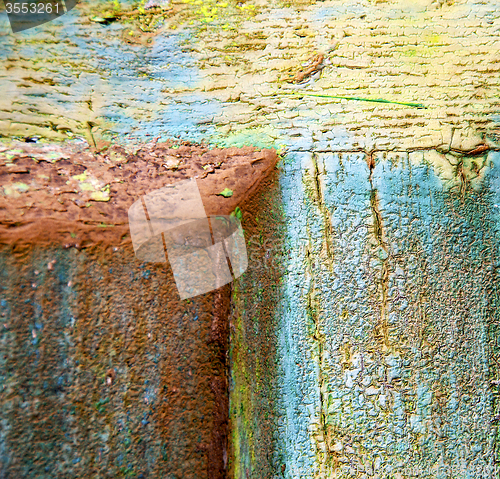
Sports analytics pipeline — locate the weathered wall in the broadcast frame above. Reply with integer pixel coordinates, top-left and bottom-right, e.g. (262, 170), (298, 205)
(228, 169), (287, 479)
(2, 0), (500, 150)
(2, 0), (500, 477)
(232, 150), (500, 478)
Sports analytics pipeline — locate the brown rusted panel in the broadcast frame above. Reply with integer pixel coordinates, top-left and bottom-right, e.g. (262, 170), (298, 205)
(0, 142), (278, 248)
(0, 143), (277, 478)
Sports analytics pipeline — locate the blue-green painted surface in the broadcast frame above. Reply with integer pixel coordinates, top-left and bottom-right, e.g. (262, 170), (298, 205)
(234, 149), (499, 478)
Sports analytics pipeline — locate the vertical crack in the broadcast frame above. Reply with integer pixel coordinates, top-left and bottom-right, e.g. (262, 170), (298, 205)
(208, 285), (231, 479)
(367, 151), (390, 347)
(305, 246), (338, 472)
(310, 155), (335, 272)
(303, 155), (336, 469)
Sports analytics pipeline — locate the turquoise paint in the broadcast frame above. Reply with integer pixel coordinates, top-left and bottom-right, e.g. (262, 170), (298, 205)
(273, 151), (319, 478)
(370, 152), (497, 477)
(246, 146), (500, 477)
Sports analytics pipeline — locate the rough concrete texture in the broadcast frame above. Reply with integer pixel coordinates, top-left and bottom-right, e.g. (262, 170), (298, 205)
(271, 149), (500, 478)
(0, 243), (231, 478)
(1, 0), (500, 151)
(2, 0), (500, 477)
(232, 150), (500, 479)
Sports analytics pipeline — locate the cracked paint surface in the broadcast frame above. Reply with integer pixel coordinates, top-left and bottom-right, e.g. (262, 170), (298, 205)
(2, 0), (500, 477)
(231, 149), (500, 477)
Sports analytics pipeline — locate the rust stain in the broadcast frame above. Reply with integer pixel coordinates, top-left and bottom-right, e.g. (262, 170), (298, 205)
(368, 155), (390, 348)
(0, 141), (278, 250)
(450, 144), (490, 156)
(294, 53), (325, 83)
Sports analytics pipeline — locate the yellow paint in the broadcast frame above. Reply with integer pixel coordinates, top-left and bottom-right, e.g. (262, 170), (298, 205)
(3, 182), (30, 197)
(427, 34), (441, 44)
(72, 171), (88, 182)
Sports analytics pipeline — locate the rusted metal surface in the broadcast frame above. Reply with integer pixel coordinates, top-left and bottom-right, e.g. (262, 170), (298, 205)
(0, 243), (228, 478)
(0, 143), (277, 478)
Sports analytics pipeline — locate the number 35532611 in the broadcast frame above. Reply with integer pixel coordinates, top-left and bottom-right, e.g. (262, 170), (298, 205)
(5, 3), (62, 14)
